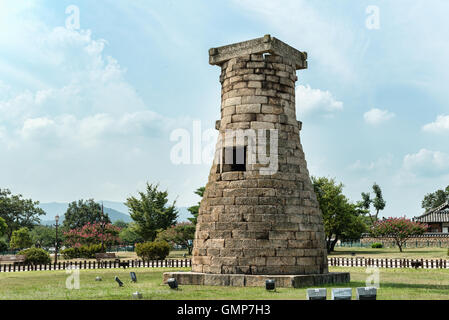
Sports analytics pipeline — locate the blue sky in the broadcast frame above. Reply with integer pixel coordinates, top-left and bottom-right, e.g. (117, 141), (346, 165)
(1, 0), (448, 219)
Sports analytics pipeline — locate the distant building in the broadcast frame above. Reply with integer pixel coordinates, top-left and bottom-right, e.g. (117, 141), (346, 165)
(413, 201), (449, 234)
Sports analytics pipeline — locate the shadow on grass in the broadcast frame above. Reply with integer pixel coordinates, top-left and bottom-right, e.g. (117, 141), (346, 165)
(319, 280), (449, 291)
(329, 249), (443, 256)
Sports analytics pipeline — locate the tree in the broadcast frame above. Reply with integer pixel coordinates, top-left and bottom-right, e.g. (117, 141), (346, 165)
(62, 199), (111, 230)
(371, 217), (428, 252)
(30, 225), (57, 248)
(119, 223), (144, 245)
(9, 227), (33, 250)
(312, 177), (369, 253)
(0, 217), (7, 237)
(156, 222), (196, 254)
(361, 183), (386, 224)
(0, 189), (45, 239)
(113, 220), (129, 229)
(187, 187), (205, 225)
(422, 185), (449, 211)
(126, 183), (178, 241)
(64, 222), (121, 248)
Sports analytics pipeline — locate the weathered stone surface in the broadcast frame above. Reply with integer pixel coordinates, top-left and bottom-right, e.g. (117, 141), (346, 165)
(209, 35), (307, 70)
(191, 36), (334, 279)
(163, 272), (350, 288)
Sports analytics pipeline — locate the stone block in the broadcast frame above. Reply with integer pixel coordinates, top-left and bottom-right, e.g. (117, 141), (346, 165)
(236, 104), (261, 114)
(247, 81), (262, 88)
(241, 95), (268, 104)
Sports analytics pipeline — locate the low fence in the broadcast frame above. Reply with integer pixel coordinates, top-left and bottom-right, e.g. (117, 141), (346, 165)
(0, 258), (192, 273)
(328, 257), (449, 269)
(2, 257), (448, 273)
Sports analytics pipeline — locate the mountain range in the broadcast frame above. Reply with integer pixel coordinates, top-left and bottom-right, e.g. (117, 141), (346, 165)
(37, 201), (191, 225)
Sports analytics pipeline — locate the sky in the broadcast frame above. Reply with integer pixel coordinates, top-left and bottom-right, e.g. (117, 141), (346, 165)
(0, 0), (448, 219)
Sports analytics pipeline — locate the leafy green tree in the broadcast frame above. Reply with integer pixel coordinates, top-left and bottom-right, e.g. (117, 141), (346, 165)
(62, 199), (110, 230)
(30, 225), (57, 248)
(113, 220), (129, 229)
(125, 183), (178, 241)
(10, 227), (33, 250)
(312, 176), (369, 253)
(156, 222), (196, 254)
(119, 223), (144, 245)
(0, 217), (7, 237)
(0, 189), (45, 239)
(187, 187), (205, 225)
(361, 183), (386, 224)
(0, 239), (8, 252)
(371, 217), (428, 252)
(421, 185), (449, 211)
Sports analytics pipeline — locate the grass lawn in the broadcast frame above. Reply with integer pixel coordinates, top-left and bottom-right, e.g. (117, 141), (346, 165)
(0, 266), (448, 300)
(330, 247), (449, 259)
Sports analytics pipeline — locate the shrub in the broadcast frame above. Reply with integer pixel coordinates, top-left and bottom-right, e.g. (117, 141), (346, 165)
(10, 227), (33, 250)
(61, 247), (78, 260)
(18, 247), (51, 265)
(79, 244), (103, 259)
(371, 243), (383, 248)
(0, 239), (8, 252)
(61, 244), (104, 259)
(136, 241), (170, 261)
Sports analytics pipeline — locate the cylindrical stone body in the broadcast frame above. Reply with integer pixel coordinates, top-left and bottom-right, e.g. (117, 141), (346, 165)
(192, 52), (328, 275)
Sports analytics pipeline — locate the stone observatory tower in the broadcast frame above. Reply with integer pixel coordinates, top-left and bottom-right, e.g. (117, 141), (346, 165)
(164, 35), (349, 287)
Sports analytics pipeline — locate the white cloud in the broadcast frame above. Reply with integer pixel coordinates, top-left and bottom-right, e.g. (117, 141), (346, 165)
(422, 115), (449, 133)
(363, 108), (395, 125)
(0, 5), (196, 203)
(232, 0), (367, 82)
(403, 149), (449, 176)
(349, 154), (393, 172)
(296, 85), (343, 116)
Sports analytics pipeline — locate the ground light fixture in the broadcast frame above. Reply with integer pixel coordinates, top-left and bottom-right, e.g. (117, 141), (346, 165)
(130, 272), (137, 283)
(132, 292), (143, 299)
(115, 276), (124, 287)
(265, 279), (276, 291)
(167, 278), (178, 289)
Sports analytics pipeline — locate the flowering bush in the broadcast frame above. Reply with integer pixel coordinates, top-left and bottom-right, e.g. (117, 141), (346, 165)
(156, 222), (195, 254)
(371, 217), (428, 252)
(64, 222), (121, 248)
(61, 244), (104, 259)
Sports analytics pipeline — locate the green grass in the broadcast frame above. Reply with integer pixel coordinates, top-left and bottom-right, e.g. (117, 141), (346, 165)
(0, 266), (448, 300)
(330, 247), (449, 259)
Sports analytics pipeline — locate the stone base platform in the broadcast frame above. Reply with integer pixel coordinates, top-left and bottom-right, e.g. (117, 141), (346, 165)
(163, 272), (350, 288)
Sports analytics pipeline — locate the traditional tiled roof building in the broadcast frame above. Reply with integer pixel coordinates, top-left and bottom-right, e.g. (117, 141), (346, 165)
(414, 201), (449, 234)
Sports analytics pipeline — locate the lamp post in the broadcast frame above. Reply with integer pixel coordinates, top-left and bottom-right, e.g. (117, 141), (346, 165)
(54, 215), (59, 265)
(100, 203), (105, 252)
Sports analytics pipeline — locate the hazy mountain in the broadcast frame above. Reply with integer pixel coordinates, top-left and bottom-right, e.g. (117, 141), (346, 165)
(38, 202), (132, 225)
(38, 201), (192, 225)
